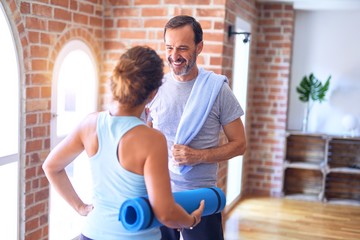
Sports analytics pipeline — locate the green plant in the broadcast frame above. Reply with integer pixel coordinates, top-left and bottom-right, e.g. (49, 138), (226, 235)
(296, 73), (331, 132)
(296, 73), (331, 103)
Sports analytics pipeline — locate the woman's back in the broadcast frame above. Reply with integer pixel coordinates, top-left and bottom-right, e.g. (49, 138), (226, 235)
(82, 111), (162, 240)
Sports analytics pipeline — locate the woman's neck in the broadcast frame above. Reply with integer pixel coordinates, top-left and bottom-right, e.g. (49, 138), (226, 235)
(109, 101), (144, 118)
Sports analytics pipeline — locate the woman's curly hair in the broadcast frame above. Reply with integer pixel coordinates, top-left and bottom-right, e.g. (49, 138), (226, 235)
(111, 46), (164, 107)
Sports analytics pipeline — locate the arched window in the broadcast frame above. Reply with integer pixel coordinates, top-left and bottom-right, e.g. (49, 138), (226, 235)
(0, 3), (20, 240)
(50, 40), (98, 240)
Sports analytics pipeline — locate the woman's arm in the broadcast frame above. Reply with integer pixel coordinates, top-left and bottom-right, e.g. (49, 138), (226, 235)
(142, 130), (204, 229)
(42, 115), (96, 216)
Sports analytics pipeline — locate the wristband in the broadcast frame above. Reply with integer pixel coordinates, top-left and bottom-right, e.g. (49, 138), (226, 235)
(189, 215), (197, 230)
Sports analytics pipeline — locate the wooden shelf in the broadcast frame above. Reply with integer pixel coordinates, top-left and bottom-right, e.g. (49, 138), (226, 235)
(328, 167), (360, 174)
(283, 132), (360, 205)
(325, 172), (360, 202)
(283, 168), (323, 196)
(325, 199), (360, 206)
(285, 134), (326, 165)
(284, 161), (324, 170)
(284, 194), (321, 202)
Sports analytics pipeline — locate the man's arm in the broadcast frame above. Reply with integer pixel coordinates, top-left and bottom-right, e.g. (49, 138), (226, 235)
(172, 118), (246, 165)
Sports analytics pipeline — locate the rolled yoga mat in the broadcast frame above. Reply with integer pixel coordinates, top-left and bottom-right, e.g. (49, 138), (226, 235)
(118, 187), (226, 232)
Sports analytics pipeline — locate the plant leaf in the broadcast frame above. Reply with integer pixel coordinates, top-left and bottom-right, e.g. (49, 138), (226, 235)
(296, 73), (331, 103)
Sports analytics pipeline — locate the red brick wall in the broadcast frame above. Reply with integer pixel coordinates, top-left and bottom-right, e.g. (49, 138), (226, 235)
(1, 0), (294, 238)
(3, 0), (104, 239)
(99, 0), (233, 108)
(245, 2), (294, 197)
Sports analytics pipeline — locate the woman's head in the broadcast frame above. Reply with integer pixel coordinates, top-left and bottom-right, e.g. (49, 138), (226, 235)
(111, 46), (164, 107)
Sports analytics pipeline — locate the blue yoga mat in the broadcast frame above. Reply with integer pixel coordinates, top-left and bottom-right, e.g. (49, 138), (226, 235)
(118, 187), (226, 232)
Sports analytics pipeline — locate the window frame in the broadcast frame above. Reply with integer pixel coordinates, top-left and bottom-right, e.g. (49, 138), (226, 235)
(0, 2), (22, 240)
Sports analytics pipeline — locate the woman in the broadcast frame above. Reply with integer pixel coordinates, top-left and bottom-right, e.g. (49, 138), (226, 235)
(43, 46), (204, 240)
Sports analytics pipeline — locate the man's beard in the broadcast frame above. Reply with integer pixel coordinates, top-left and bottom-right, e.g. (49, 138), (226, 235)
(168, 54), (196, 77)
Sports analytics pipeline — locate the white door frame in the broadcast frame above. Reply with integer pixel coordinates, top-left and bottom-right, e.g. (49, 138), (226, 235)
(226, 16), (251, 206)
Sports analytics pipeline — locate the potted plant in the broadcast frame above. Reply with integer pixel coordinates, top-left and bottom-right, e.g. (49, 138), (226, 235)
(296, 73), (331, 132)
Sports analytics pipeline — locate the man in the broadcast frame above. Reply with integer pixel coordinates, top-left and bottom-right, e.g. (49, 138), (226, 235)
(147, 15), (246, 240)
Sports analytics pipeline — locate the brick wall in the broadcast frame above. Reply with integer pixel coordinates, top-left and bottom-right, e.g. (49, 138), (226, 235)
(245, 2), (294, 197)
(100, 0), (233, 108)
(1, 0), (294, 238)
(3, 0), (105, 239)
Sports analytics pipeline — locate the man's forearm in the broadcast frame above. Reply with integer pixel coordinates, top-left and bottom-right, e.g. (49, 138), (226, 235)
(172, 139), (246, 166)
(200, 140), (246, 164)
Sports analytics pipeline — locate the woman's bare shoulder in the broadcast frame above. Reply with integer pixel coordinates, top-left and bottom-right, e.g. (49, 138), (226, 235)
(133, 125), (166, 142)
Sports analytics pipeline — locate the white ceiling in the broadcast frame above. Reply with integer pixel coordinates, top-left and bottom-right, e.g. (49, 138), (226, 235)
(256, 0), (360, 10)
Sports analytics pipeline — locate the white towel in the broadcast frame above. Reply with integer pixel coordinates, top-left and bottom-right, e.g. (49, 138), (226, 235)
(170, 68), (228, 175)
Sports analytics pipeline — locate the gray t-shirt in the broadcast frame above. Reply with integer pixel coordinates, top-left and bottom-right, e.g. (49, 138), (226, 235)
(148, 70), (244, 191)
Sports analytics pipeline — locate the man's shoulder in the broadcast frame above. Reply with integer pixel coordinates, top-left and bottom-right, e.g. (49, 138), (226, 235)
(200, 68), (228, 84)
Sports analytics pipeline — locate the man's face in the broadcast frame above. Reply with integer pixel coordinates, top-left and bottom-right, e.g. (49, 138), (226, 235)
(164, 25), (202, 78)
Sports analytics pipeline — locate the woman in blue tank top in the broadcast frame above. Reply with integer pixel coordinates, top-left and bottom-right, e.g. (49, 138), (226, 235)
(43, 46), (204, 240)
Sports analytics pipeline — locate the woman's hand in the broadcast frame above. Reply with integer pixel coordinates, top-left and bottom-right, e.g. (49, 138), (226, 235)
(189, 200), (205, 228)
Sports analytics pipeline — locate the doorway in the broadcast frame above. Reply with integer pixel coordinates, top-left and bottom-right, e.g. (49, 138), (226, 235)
(226, 17), (251, 206)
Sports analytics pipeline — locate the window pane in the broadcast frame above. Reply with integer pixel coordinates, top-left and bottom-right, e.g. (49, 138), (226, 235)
(56, 50), (97, 136)
(50, 152), (92, 240)
(0, 4), (19, 239)
(0, 161), (18, 239)
(0, 5), (19, 157)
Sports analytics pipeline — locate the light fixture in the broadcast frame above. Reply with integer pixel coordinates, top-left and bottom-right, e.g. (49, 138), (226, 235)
(228, 25), (251, 43)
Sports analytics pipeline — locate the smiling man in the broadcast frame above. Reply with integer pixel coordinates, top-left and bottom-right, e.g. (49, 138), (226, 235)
(146, 15), (247, 240)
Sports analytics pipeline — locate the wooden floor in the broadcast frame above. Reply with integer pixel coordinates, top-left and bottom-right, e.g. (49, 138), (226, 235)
(224, 197), (360, 240)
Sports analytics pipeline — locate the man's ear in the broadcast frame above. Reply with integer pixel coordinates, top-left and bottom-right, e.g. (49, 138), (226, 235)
(196, 41), (203, 55)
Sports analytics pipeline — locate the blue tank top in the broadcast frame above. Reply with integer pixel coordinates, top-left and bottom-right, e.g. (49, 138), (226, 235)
(82, 111), (161, 240)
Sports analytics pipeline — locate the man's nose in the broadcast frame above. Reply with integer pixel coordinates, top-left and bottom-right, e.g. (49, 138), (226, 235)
(170, 49), (180, 60)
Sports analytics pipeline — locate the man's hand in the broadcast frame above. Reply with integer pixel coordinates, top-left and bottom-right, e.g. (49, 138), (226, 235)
(171, 144), (202, 166)
(78, 203), (94, 216)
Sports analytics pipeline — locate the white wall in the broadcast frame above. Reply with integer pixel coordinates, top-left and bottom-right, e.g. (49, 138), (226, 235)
(287, 9), (360, 136)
